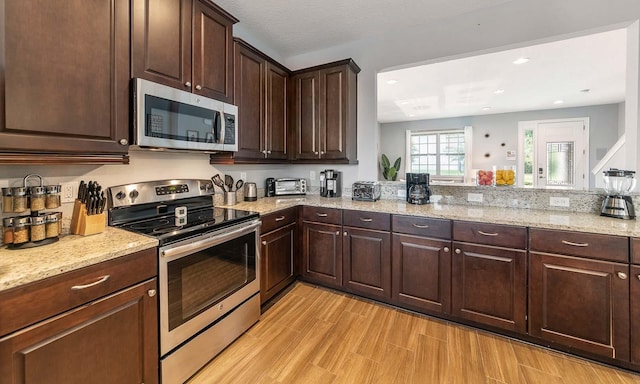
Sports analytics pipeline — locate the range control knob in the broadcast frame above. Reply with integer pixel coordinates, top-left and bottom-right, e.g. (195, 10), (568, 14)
(115, 191), (126, 200)
(129, 189), (139, 200)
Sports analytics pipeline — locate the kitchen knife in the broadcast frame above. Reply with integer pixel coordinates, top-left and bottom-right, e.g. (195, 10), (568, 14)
(99, 192), (106, 214)
(78, 180), (85, 200)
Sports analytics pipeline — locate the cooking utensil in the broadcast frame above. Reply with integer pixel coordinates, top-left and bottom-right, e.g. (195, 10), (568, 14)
(212, 174), (226, 192)
(225, 175), (234, 192)
(235, 179), (244, 192)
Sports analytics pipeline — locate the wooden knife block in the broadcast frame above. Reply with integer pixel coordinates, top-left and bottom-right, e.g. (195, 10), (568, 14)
(71, 199), (105, 236)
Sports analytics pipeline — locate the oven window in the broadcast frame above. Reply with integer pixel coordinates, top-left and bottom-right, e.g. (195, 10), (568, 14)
(166, 232), (256, 331)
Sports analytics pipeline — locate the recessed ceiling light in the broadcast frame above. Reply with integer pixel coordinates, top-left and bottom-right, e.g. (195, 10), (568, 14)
(512, 57), (530, 65)
(580, 89), (591, 93)
(494, 89), (505, 94)
(386, 80), (398, 85)
(482, 106), (492, 111)
(553, 100), (564, 105)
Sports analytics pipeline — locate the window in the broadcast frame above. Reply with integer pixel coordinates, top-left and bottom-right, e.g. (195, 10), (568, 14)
(406, 126), (473, 182)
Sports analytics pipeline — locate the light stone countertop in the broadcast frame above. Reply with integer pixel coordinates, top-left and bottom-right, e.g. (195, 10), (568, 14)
(0, 227), (158, 293)
(225, 195), (640, 238)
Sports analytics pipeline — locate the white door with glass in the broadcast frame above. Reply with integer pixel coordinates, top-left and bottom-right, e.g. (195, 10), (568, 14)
(518, 118), (589, 190)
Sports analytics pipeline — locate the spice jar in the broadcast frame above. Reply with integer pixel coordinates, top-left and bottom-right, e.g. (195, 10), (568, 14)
(3, 217), (13, 244)
(29, 186), (46, 211)
(46, 185), (62, 209)
(12, 187), (27, 213)
(30, 215), (46, 242)
(45, 212), (60, 238)
(2, 188), (12, 213)
(12, 217), (30, 244)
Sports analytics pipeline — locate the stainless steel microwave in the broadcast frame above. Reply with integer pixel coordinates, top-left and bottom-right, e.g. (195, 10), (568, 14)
(132, 78), (238, 152)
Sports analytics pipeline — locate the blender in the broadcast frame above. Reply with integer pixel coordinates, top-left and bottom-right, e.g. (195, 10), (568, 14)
(601, 168), (636, 219)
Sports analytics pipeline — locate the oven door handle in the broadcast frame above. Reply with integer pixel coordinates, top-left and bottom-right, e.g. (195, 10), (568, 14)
(161, 219), (261, 261)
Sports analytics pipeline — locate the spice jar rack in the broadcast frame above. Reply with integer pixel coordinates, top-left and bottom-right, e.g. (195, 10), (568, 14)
(2, 174), (63, 249)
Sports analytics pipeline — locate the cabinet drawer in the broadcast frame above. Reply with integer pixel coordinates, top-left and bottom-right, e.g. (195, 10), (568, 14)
(301, 206), (342, 225)
(530, 228), (628, 263)
(343, 209), (390, 231)
(453, 221), (526, 249)
(261, 207), (298, 234)
(0, 248), (157, 336)
(392, 215), (451, 239)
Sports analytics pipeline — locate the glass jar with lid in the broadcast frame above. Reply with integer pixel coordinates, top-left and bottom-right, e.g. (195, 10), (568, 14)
(12, 217), (30, 244)
(30, 215), (46, 242)
(46, 185), (62, 209)
(12, 187), (28, 213)
(45, 212), (61, 238)
(2, 188), (12, 213)
(3, 217), (13, 244)
(29, 186), (46, 211)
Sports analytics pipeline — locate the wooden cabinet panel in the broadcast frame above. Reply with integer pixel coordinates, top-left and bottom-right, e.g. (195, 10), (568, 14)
(530, 228), (629, 263)
(392, 234), (451, 314)
(321, 67), (347, 160)
(453, 221), (526, 249)
(630, 265), (640, 364)
(260, 207), (297, 235)
(451, 242), (527, 333)
(0, 0), (130, 158)
(293, 71), (321, 160)
(343, 227), (391, 300)
(261, 223), (296, 304)
(392, 215), (451, 239)
(530, 252), (630, 361)
(343, 210), (390, 231)
(301, 221), (342, 288)
(0, 279), (158, 384)
(266, 62), (289, 160)
(233, 42), (265, 159)
(632, 238), (640, 265)
(301, 206), (342, 225)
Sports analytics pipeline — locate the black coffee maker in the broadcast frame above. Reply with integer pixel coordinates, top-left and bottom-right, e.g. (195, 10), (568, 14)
(406, 173), (430, 204)
(320, 169), (341, 197)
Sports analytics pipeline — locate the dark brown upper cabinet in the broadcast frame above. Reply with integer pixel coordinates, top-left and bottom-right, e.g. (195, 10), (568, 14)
(290, 59), (360, 164)
(132, 0), (237, 103)
(0, 0), (131, 164)
(210, 39), (289, 164)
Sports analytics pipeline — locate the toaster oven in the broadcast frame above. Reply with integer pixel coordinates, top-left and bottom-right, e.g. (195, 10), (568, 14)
(274, 178), (307, 196)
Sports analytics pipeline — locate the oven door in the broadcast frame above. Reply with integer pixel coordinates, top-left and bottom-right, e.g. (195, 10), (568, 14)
(158, 219), (260, 355)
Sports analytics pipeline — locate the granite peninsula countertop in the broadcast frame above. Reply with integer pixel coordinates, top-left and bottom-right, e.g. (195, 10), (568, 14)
(0, 227), (158, 293)
(3, 196), (639, 293)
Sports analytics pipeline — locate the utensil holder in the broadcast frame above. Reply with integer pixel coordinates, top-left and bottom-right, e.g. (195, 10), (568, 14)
(224, 192), (237, 206)
(70, 199), (84, 234)
(71, 199), (105, 236)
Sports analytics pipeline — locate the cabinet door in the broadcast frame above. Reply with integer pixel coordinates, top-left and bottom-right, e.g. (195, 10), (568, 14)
(451, 242), (527, 333)
(192, 0), (234, 103)
(292, 71), (321, 160)
(0, 0), (130, 156)
(233, 42), (266, 159)
(631, 265), (640, 364)
(131, 0), (192, 91)
(343, 227), (391, 300)
(266, 62), (289, 160)
(319, 65), (348, 160)
(392, 234), (451, 315)
(301, 221), (342, 288)
(261, 223), (296, 304)
(530, 252), (630, 361)
(0, 279), (158, 384)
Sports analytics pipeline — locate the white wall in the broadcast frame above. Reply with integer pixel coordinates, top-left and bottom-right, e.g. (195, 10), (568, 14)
(284, 0), (640, 186)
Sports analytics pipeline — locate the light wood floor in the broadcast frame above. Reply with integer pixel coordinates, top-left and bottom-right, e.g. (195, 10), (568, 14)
(188, 282), (640, 384)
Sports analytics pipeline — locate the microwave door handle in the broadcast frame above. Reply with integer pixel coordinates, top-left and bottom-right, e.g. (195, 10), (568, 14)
(220, 112), (226, 144)
(213, 111), (221, 143)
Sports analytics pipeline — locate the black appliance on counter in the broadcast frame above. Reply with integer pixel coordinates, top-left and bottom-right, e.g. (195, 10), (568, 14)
(406, 173), (431, 205)
(107, 179), (261, 384)
(320, 169), (341, 197)
(265, 177), (276, 197)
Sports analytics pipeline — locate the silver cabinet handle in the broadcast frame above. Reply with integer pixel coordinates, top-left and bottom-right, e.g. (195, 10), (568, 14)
(336, 231), (340, 235)
(119, 138), (128, 145)
(617, 272), (628, 280)
(443, 247), (450, 253)
(195, 84), (202, 90)
(261, 240), (267, 245)
(360, 218), (373, 222)
(185, 81), (192, 87)
(275, 216), (286, 221)
(316, 213), (328, 217)
(412, 223), (430, 228)
(320, 151), (325, 155)
(314, 151), (319, 155)
(455, 249), (461, 254)
(267, 150), (272, 154)
(71, 275), (110, 290)
(148, 289), (157, 297)
(561, 240), (589, 247)
(478, 231), (499, 236)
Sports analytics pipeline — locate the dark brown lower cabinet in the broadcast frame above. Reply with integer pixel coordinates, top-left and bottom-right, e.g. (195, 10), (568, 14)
(392, 234), (451, 314)
(631, 265), (640, 365)
(343, 227), (391, 300)
(261, 222), (296, 303)
(530, 252), (630, 361)
(451, 242), (527, 333)
(301, 221), (343, 288)
(0, 279), (158, 384)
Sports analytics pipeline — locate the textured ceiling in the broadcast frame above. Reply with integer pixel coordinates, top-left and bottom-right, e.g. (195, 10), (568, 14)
(213, 0), (512, 57)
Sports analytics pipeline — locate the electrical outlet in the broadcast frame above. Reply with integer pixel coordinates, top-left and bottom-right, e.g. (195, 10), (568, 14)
(61, 183), (75, 203)
(310, 170), (316, 180)
(467, 193), (483, 203)
(240, 172), (247, 181)
(549, 196), (570, 207)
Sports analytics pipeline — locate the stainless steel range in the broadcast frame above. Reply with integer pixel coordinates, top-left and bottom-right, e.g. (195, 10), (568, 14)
(107, 179), (261, 384)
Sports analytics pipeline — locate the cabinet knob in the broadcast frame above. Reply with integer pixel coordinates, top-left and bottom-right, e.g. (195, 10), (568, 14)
(455, 248), (461, 254)
(314, 151), (319, 155)
(617, 272), (628, 280)
(261, 240), (267, 245)
(637, 275), (640, 281)
(336, 231), (340, 235)
(119, 138), (128, 145)
(185, 81), (192, 87)
(320, 151), (325, 155)
(443, 247), (450, 253)
(343, 231), (347, 236)
(147, 289), (157, 297)
(195, 84), (202, 90)
(267, 150), (272, 154)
